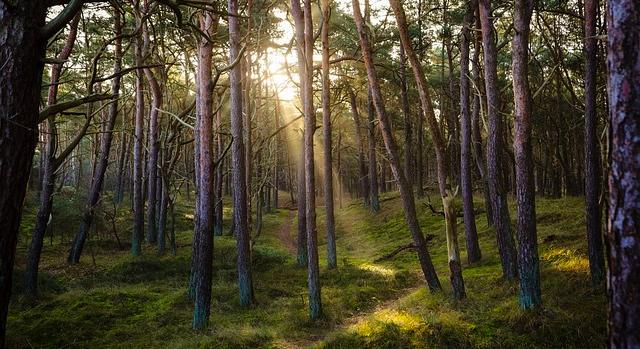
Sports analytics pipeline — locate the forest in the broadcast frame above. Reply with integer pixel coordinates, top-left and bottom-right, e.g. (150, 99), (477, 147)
(0, 0), (638, 347)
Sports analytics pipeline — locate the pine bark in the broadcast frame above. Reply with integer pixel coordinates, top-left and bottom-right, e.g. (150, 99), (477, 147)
(478, 0), (518, 280)
(69, 10), (122, 264)
(321, 0), (337, 269)
(302, 0), (323, 320)
(229, 0), (254, 307)
(459, 0), (481, 264)
(354, 0), (442, 293)
(348, 87), (370, 206)
(583, 0), (606, 286)
(191, 12), (217, 329)
(606, 1), (640, 346)
(512, 0), (541, 309)
(132, 5), (146, 256)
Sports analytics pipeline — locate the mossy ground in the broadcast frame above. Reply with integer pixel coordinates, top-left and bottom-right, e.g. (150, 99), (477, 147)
(7, 190), (605, 348)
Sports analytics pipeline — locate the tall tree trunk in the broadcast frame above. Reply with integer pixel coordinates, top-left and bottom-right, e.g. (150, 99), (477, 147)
(367, 89), (380, 212)
(321, 0), (337, 270)
(459, 0), (481, 264)
(400, 45), (413, 187)
(214, 97), (224, 236)
(25, 13), (80, 295)
(348, 87), (370, 206)
(144, 62), (162, 245)
(606, 1), (640, 346)
(297, 134), (308, 267)
(69, 10), (123, 264)
(478, 0), (518, 280)
(0, 0), (83, 343)
(388, 0), (463, 298)
(191, 12), (217, 329)
(512, 0), (541, 309)
(354, 0), (443, 293)
(229, 0), (254, 307)
(132, 6), (146, 256)
(291, 0), (308, 269)
(583, 0), (606, 287)
(302, 0), (323, 320)
(470, 10), (494, 226)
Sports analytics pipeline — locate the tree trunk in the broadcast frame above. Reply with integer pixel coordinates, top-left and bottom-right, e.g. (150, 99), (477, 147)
(388, 0), (462, 298)
(459, 0), (481, 264)
(478, 0), (518, 280)
(0, 0), (72, 343)
(321, 0), (337, 270)
(214, 96), (224, 236)
(354, 0), (442, 293)
(348, 87), (370, 206)
(470, 10), (494, 226)
(302, 0), (322, 320)
(512, 0), (541, 309)
(24, 12), (80, 295)
(583, 0), (606, 287)
(191, 12), (217, 329)
(606, 1), (640, 346)
(69, 10), (122, 264)
(367, 89), (380, 212)
(228, 0), (254, 307)
(400, 45), (413, 187)
(291, 0), (308, 269)
(132, 7), (146, 256)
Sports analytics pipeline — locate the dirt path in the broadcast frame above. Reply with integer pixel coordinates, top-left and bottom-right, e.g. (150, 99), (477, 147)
(276, 209), (297, 255)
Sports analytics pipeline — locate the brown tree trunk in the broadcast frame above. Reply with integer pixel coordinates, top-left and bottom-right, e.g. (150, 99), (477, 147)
(479, 0), (518, 280)
(354, 0), (442, 293)
(321, 0), (337, 269)
(459, 0), (481, 264)
(583, 0), (606, 287)
(0, 0), (82, 343)
(191, 12), (218, 329)
(605, 1), (640, 346)
(512, 0), (541, 309)
(69, 10), (123, 265)
(228, 0), (254, 307)
(471, 10), (494, 226)
(367, 88), (380, 212)
(291, 0), (308, 269)
(348, 87), (370, 206)
(302, 0), (322, 320)
(132, 4), (146, 256)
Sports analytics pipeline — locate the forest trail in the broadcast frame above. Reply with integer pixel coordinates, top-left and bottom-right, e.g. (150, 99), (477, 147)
(275, 208), (297, 254)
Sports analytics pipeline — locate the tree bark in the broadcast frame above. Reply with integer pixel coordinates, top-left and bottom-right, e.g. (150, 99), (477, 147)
(191, 12), (217, 329)
(348, 87), (370, 207)
(459, 0), (482, 264)
(606, 1), (640, 346)
(388, 0), (463, 298)
(291, 0), (308, 269)
(24, 12), (80, 295)
(354, 0), (442, 293)
(0, 0), (81, 343)
(478, 0), (518, 280)
(321, 0), (337, 270)
(69, 10), (122, 264)
(583, 0), (606, 287)
(132, 4), (146, 256)
(367, 89), (380, 212)
(512, 0), (541, 309)
(470, 10), (494, 226)
(302, 0), (322, 320)
(229, 0), (254, 307)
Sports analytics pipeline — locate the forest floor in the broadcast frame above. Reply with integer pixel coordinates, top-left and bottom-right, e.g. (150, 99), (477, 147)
(7, 190), (606, 348)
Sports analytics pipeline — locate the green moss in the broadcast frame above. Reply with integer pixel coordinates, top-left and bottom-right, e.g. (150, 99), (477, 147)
(7, 193), (605, 348)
